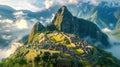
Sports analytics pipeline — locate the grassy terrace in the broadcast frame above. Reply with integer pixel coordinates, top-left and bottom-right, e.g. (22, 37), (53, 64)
(46, 32), (76, 48)
(73, 48), (84, 55)
(25, 49), (60, 62)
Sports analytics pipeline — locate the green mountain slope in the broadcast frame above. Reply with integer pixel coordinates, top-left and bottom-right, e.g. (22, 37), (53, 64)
(0, 31), (120, 67)
(28, 22), (45, 43)
(70, 3), (120, 30)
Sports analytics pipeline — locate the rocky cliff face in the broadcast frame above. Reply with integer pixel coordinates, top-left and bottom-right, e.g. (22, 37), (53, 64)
(28, 6), (110, 47)
(28, 22), (45, 43)
(52, 6), (109, 47)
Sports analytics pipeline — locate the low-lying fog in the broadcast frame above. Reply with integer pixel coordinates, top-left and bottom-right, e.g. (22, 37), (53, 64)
(105, 35), (120, 59)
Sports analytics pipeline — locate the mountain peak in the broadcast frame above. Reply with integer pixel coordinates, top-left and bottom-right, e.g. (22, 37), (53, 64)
(52, 6), (110, 46)
(31, 22), (45, 34)
(57, 6), (72, 17)
(27, 6), (109, 47)
(52, 6), (73, 30)
(27, 22), (45, 43)
(58, 6), (67, 12)
(60, 6), (67, 10)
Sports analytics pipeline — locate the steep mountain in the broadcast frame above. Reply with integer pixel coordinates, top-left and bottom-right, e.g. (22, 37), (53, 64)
(27, 22), (57, 43)
(0, 27), (120, 67)
(28, 22), (45, 43)
(52, 6), (109, 47)
(0, 6), (120, 67)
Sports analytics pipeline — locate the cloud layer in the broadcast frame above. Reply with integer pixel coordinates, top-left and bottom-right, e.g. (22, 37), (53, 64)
(0, 0), (44, 12)
(0, 42), (23, 61)
(0, 0), (119, 12)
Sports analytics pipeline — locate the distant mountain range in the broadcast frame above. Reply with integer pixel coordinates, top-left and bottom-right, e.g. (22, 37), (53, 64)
(68, 2), (120, 30)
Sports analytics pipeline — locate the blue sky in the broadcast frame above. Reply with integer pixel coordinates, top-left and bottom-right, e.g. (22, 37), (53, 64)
(0, 0), (119, 12)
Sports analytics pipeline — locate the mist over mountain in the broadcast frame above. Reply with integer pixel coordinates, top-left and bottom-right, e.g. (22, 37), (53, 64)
(0, 6), (120, 67)
(0, 5), (57, 48)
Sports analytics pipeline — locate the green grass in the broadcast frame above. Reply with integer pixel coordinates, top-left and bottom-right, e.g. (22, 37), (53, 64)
(52, 33), (65, 42)
(73, 48), (84, 55)
(39, 49), (60, 54)
(32, 33), (45, 43)
(66, 43), (75, 48)
(47, 32), (74, 48)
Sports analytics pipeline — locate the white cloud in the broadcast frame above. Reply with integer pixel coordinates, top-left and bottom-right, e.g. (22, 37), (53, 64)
(44, 0), (79, 9)
(0, 15), (2, 18)
(0, 19), (13, 24)
(44, 0), (54, 9)
(102, 28), (111, 33)
(40, 17), (45, 20)
(4, 30), (11, 32)
(12, 18), (37, 30)
(69, 0), (78, 4)
(13, 11), (28, 19)
(0, 0), (45, 12)
(13, 11), (24, 16)
(0, 19), (14, 28)
(15, 19), (28, 29)
(0, 19), (28, 30)
(56, 0), (79, 5)
(56, 0), (68, 5)
(2, 35), (11, 40)
(0, 0), (120, 12)
(0, 18), (37, 31)
(0, 42), (23, 61)
(82, 0), (99, 6)
(89, 0), (99, 6)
